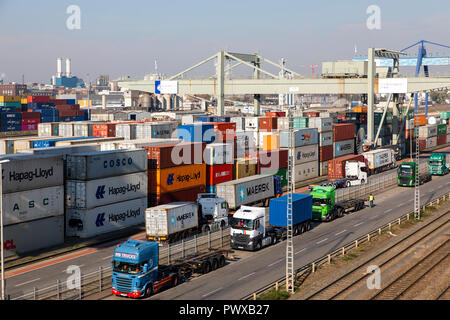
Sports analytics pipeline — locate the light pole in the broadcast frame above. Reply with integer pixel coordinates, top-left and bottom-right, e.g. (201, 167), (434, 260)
(0, 159), (10, 300)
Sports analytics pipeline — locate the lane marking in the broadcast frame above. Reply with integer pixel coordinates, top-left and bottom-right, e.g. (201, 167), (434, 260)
(335, 230), (346, 236)
(316, 238), (328, 244)
(238, 272), (255, 281)
(14, 278), (41, 287)
(267, 259), (283, 267)
(386, 209), (393, 213)
(354, 222), (364, 227)
(102, 255), (113, 260)
(201, 287), (223, 298)
(295, 248), (306, 255)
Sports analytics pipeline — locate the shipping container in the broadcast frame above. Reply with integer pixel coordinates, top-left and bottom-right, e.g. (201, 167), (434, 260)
(206, 164), (233, 186)
(66, 172), (148, 209)
(66, 197), (147, 238)
(259, 117), (278, 131)
(204, 143), (233, 165)
(437, 124), (447, 136)
(319, 131), (333, 147)
(293, 117), (309, 129)
(93, 123), (116, 137)
(65, 149), (148, 181)
(3, 215), (64, 258)
(229, 117), (245, 131)
(266, 111), (286, 117)
(210, 122), (236, 142)
(293, 161), (319, 182)
(280, 128), (319, 148)
(27, 96), (50, 103)
(294, 144), (318, 165)
(73, 122), (95, 137)
(419, 137), (437, 150)
(277, 117), (289, 130)
(148, 163), (206, 194)
(333, 139), (355, 157)
(245, 117), (259, 131)
(38, 123), (59, 137)
(0, 154), (64, 193)
(447, 133), (450, 143)
(259, 167), (287, 186)
(0, 96), (22, 103)
(362, 149), (394, 171)
(263, 133), (280, 151)
(116, 138), (181, 150)
(235, 131), (257, 158)
(414, 114), (427, 126)
(135, 122), (176, 140)
(145, 202), (199, 239)
(319, 145), (333, 162)
(20, 144), (101, 156)
(418, 124), (437, 138)
(333, 123), (355, 141)
(308, 117), (332, 132)
(145, 142), (205, 169)
(327, 154), (366, 179)
(258, 149), (288, 171)
(148, 185), (206, 207)
(319, 161), (328, 176)
(177, 123), (215, 143)
(58, 122), (74, 137)
(269, 194), (312, 227)
(116, 123), (137, 140)
(3, 185), (64, 226)
(234, 158), (258, 180)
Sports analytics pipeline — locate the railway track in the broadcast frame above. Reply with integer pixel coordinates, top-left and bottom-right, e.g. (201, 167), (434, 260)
(436, 286), (450, 300)
(304, 210), (450, 300)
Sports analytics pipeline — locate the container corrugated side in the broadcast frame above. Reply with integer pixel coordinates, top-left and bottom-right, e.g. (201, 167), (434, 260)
(294, 144), (318, 165)
(66, 197), (147, 238)
(280, 128), (319, 147)
(269, 193), (312, 227)
(66, 172), (148, 209)
(362, 149), (392, 169)
(148, 163), (206, 194)
(145, 202), (199, 238)
(20, 144), (100, 156)
(293, 161), (319, 182)
(333, 139), (355, 157)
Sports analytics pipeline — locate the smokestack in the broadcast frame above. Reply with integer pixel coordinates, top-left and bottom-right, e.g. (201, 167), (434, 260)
(65, 58), (71, 77)
(57, 58), (62, 77)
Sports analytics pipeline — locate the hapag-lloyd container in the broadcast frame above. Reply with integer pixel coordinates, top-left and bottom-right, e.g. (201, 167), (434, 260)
(66, 172), (148, 209)
(308, 117), (332, 132)
(294, 144), (318, 165)
(135, 122), (176, 140)
(319, 131), (333, 146)
(293, 161), (319, 182)
(145, 202), (199, 239)
(66, 197), (147, 238)
(3, 215), (64, 258)
(204, 143), (233, 165)
(333, 139), (355, 157)
(3, 186), (64, 226)
(333, 123), (355, 141)
(0, 154), (64, 193)
(245, 117), (259, 131)
(280, 128), (319, 148)
(148, 163), (206, 194)
(65, 149), (148, 181)
(145, 142), (206, 169)
(206, 164), (233, 185)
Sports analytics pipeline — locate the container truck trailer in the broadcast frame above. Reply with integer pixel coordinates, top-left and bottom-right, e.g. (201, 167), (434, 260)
(362, 148), (397, 175)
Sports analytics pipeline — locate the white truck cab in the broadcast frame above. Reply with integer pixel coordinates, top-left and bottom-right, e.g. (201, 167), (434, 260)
(197, 193), (229, 232)
(345, 161), (368, 186)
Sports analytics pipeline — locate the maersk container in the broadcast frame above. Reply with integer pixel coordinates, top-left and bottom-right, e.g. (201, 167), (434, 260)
(3, 186), (64, 226)
(294, 144), (318, 165)
(66, 197), (147, 238)
(215, 174), (275, 210)
(333, 139), (355, 157)
(280, 128), (319, 148)
(293, 161), (319, 182)
(145, 202), (199, 239)
(3, 215), (64, 258)
(38, 123), (59, 137)
(362, 149), (394, 170)
(269, 193), (312, 227)
(204, 143), (234, 165)
(116, 123), (137, 140)
(66, 172), (148, 209)
(0, 154), (64, 193)
(58, 122), (74, 137)
(65, 149), (148, 181)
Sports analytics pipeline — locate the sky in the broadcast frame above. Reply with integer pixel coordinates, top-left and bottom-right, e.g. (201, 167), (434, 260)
(0, 0), (449, 83)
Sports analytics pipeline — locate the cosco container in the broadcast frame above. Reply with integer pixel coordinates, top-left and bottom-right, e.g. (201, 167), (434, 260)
(3, 215), (64, 258)
(280, 128), (318, 148)
(293, 161), (319, 182)
(145, 202), (199, 239)
(294, 144), (318, 165)
(204, 143), (233, 165)
(148, 163), (206, 194)
(3, 185), (64, 226)
(66, 197), (147, 238)
(65, 149), (148, 180)
(269, 194), (312, 227)
(66, 172), (148, 209)
(0, 154), (64, 193)
(333, 139), (355, 157)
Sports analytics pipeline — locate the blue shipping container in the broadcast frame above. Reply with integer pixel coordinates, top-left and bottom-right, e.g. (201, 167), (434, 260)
(178, 123), (215, 144)
(0, 106), (19, 112)
(66, 99), (76, 105)
(268, 193), (312, 227)
(1, 112), (21, 120)
(32, 136), (96, 149)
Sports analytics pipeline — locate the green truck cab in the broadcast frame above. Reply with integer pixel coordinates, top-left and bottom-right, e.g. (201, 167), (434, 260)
(398, 162), (432, 187)
(310, 186), (335, 221)
(428, 153), (449, 176)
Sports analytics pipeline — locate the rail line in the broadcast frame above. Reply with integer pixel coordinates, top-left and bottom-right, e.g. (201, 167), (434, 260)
(304, 210), (450, 300)
(436, 286), (450, 300)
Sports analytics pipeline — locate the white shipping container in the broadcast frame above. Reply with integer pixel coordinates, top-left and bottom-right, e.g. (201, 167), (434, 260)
(308, 117), (333, 132)
(405, 119), (415, 130)
(181, 115), (194, 125)
(0, 154), (64, 193)
(58, 123), (74, 137)
(66, 197), (147, 238)
(333, 139), (355, 157)
(135, 122), (176, 140)
(20, 144), (101, 157)
(116, 138), (181, 150)
(204, 143), (233, 165)
(277, 117), (289, 130)
(145, 202), (199, 238)
(116, 123), (137, 140)
(294, 144), (318, 165)
(245, 117), (259, 131)
(418, 124), (437, 138)
(362, 148), (394, 170)
(3, 185), (64, 226)
(294, 161), (319, 182)
(73, 123), (95, 137)
(258, 131), (277, 149)
(230, 117), (246, 131)
(319, 131), (333, 147)
(319, 161), (328, 176)
(422, 136), (437, 149)
(66, 172), (148, 209)
(38, 123), (59, 137)
(235, 131), (257, 158)
(3, 215), (64, 258)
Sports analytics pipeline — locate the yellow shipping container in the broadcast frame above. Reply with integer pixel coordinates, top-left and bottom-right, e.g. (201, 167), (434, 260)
(0, 96), (21, 103)
(263, 133), (280, 151)
(234, 158), (257, 180)
(148, 163), (206, 194)
(353, 106), (367, 113)
(78, 100), (92, 107)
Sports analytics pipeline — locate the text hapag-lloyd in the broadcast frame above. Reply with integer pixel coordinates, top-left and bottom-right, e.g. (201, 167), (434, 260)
(109, 208), (141, 223)
(6, 167), (54, 182)
(109, 182), (141, 196)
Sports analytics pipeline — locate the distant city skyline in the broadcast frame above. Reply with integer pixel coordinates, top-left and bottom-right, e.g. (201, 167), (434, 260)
(0, 0), (449, 84)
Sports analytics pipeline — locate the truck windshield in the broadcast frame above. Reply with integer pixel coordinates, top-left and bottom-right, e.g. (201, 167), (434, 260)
(112, 260), (140, 275)
(312, 198), (330, 206)
(399, 167), (413, 175)
(230, 218), (254, 230)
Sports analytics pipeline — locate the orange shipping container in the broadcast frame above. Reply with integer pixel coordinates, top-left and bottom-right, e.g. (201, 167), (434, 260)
(353, 107), (367, 113)
(263, 133), (280, 151)
(148, 163), (206, 194)
(414, 114), (427, 126)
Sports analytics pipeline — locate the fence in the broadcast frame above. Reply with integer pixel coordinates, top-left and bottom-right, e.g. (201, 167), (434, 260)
(244, 190), (450, 300)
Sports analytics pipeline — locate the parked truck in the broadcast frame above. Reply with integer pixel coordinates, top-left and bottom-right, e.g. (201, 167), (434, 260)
(215, 173), (283, 214)
(111, 239), (228, 298)
(310, 160), (368, 190)
(362, 148), (397, 175)
(310, 186), (365, 221)
(145, 193), (229, 243)
(428, 152), (449, 175)
(398, 162), (432, 187)
(230, 193), (312, 251)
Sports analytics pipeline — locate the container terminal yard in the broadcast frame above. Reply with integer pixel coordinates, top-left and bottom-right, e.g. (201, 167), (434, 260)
(0, 3), (450, 307)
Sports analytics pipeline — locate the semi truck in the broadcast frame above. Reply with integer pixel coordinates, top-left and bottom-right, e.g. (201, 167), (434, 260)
(362, 148), (397, 175)
(215, 173), (283, 214)
(310, 186), (365, 221)
(428, 152), (449, 175)
(111, 239), (228, 298)
(230, 193), (312, 251)
(398, 162), (432, 187)
(310, 160), (368, 190)
(145, 193), (229, 243)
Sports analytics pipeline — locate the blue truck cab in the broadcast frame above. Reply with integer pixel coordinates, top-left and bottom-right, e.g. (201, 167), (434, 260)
(111, 239), (176, 298)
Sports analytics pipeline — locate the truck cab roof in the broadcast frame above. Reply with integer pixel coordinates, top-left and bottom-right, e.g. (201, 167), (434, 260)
(114, 239), (158, 264)
(233, 206), (266, 220)
(310, 186), (334, 198)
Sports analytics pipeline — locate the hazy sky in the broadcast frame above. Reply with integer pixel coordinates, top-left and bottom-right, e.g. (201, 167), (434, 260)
(0, 0), (449, 83)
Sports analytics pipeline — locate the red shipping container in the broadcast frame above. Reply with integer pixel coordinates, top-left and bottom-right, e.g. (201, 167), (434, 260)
(93, 123), (116, 137)
(333, 123), (355, 142)
(208, 122), (236, 142)
(206, 164), (233, 185)
(319, 145), (333, 162)
(148, 185), (206, 207)
(49, 99), (68, 105)
(259, 117), (278, 131)
(437, 134), (447, 146)
(144, 142), (206, 169)
(266, 111), (286, 117)
(327, 154), (366, 179)
(21, 124), (38, 131)
(304, 111), (320, 117)
(21, 118), (40, 125)
(56, 104), (80, 112)
(58, 110), (78, 117)
(21, 112), (40, 119)
(257, 149), (288, 172)
(27, 96), (50, 103)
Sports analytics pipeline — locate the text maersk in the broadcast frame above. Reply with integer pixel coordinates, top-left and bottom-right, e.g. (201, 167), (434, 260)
(109, 182), (141, 196)
(7, 167), (54, 182)
(108, 208), (141, 223)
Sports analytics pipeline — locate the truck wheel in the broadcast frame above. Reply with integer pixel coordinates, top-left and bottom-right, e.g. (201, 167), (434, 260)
(272, 236), (277, 245)
(202, 225), (210, 234)
(202, 261), (211, 274)
(144, 284), (153, 298)
(255, 241), (262, 250)
(218, 255), (226, 268)
(211, 258), (218, 271)
(361, 179), (365, 184)
(346, 181), (351, 188)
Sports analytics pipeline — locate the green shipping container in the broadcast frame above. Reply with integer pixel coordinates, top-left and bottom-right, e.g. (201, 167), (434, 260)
(261, 168), (287, 186)
(440, 112), (450, 120)
(293, 117), (308, 129)
(0, 102), (21, 108)
(437, 124), (447, 135)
